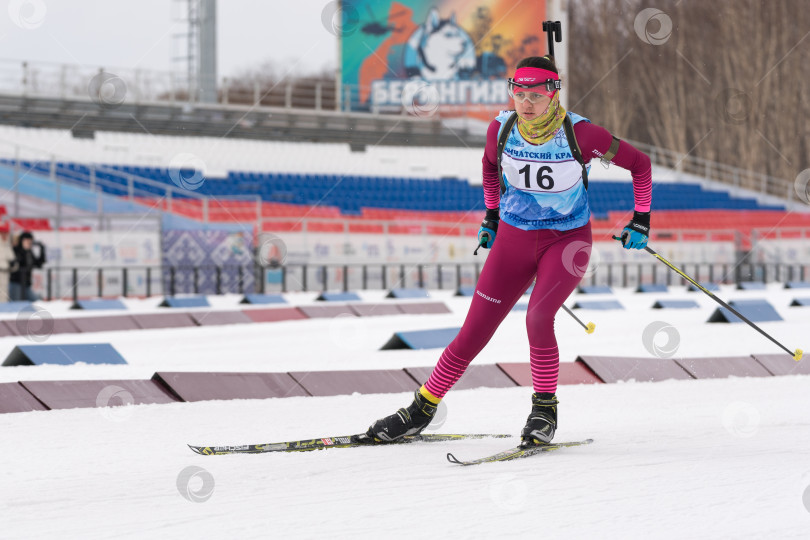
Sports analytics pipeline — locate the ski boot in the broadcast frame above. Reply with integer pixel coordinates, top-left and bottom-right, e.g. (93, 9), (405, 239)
(366, 386), (440, 442)
(520, 392), (558, 446)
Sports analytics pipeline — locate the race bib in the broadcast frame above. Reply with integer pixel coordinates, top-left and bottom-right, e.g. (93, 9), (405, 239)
(501, 152), (583, 194)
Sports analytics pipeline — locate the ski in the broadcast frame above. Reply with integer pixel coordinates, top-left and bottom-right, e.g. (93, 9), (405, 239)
(189, 433), (512, 455)
(446, 438), (594, 465)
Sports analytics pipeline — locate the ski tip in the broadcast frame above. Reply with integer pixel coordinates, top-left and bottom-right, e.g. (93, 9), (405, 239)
(446, 452), (461, 465)
(188, 444), (214, 455)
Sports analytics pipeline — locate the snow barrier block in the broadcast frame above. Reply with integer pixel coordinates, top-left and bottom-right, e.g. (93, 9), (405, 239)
(2, 343), (128, 366)
(71, 315), (140, 332)
(70, 298), (128, 310)
(288, 369), (418, 397)
(571, 300), (624, 310)
(455, 286), (476, 297)
(652, 299), (700, 309)
(404, 365), (517, 390)
(297, 304), (356, 319)
(0, 301), (35, 313)
(706, 299), (782, 323)
(316, 291), (362, 302)
(188, 310), (254, 326)
(386, 288), (430, 299)
(789, 298), (810, 307)
(497, 361), (603, 386)
(576, 355), (694, 383)
(159, 296), (210, 308)
(240, 293), (287, 304)
(153, 372), (308, 401)
(637, 283), (668, 293)
(737, 281), (766, 290)
(2, 317), (79, 337)
(48, 318), (81, 335)
(0, 382), (47, 413)
(395, 302), (452, 315)
(673, 356), (772, 379)
(348, 303), (403, 317)
(578, 285), (613, 294)
(0, 322), (16, 337)
(380, 327), (460, 350)
(784, 281), (810, 289)
(131, 312), (197, 329)
(751, 353), (810, 376)
(688, 282), (720, 292)
(241, 307), (308, 323)
(19, 379), (177, 410)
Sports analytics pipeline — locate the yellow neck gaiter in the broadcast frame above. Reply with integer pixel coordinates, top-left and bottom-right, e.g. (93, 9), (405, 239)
(517, 93), (566, 145)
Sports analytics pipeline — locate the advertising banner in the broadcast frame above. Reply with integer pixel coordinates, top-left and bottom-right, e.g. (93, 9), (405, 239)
(341, 0), (547, 120)
(32, 230), (161, 298)
(162, 230), (255, 295)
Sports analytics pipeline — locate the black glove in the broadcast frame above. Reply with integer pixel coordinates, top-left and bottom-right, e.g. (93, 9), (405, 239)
(620, 211), (650, 250)
(474, 208), (499, 255)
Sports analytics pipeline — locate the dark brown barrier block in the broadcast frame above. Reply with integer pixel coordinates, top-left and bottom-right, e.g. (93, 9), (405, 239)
(71, 315), (140, 333)
(297, 305), (356, 319)
(3, 318), (80, 337)
(153, 372), (308, 401)
(0, 322), (16, 337)
(50, 319), (81, 334)
(242, 307), (309, 323)
(132, 312), (197, 330)
(674, 356), (773, 379)
(349, 303), (402, 317)
(188, 310), (254, 326)
(577, 355), (694, 383)
(498, 361), (603, 386)
(496, 362), (533, 386)
(396, 302), (452, 315)
(289, 369), (418, 397)
(405, 364), (517, 390)
(20, 379), (178, 410)
(752, 353), (810, 376)
(0, 382), (48, 413)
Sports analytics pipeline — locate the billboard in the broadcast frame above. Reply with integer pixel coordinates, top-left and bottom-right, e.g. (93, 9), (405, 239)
(340, 0), (547, 121)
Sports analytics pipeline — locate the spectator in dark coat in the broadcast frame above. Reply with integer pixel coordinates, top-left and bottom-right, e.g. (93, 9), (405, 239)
(9, 231), (46, 301)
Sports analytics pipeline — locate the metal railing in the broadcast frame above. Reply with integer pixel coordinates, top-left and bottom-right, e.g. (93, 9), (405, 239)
(0, 138), (262, 228)
(34, 260), (810, 302)
(0, 57), (804, 210)
(625, 138), (798, 204)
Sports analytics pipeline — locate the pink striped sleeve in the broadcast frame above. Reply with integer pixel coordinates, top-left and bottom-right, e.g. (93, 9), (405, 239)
(573, 121), (652, 212)
(481, 119), (502, 210)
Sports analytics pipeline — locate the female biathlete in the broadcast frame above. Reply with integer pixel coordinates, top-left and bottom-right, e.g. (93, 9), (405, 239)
(366, 55), (652, 446)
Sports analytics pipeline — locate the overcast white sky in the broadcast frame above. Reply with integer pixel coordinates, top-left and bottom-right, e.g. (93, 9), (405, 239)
(0, 0), (339, 78)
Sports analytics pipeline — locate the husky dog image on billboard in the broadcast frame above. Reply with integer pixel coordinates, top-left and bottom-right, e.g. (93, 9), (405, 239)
(340, 1), (547, 120)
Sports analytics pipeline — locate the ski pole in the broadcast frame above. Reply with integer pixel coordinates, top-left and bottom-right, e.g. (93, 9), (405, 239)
(613, 236), (803, 361)
(473, 237), (487, 256)
(562, 304), (595, 334)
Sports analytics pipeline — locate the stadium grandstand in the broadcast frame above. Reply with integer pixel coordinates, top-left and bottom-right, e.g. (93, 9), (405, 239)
(0, 5), (806, 302)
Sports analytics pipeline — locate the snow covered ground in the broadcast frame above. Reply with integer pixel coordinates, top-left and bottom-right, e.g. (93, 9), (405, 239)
(1, 285), (809, 538)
